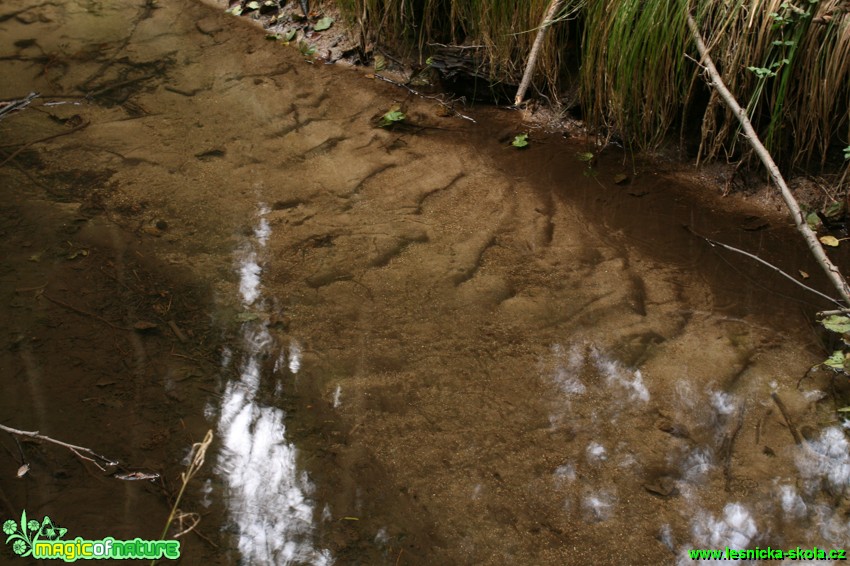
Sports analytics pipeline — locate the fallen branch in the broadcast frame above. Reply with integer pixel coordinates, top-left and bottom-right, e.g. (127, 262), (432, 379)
(686, 14), (850, 306)
(372, 73), (477, 123)
(0, 92), (39, 120)
(0, 424), (118, 472)
(514, 0), (564, 106)
(685, 226), (844, 307)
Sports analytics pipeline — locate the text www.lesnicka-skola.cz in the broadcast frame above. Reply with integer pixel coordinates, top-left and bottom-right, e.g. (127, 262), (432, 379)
(688, 547), (845, 561)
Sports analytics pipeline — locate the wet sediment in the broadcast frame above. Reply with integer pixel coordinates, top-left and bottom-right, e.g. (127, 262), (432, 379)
(0, 1), (846, 565)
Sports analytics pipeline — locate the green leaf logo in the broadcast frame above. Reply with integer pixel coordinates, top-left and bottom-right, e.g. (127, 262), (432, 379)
(3, 512), (67, 557)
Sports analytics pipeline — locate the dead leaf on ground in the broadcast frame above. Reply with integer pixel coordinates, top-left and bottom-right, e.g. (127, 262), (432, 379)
(820, 235), (841, 247)
(133, 321), (158, 331)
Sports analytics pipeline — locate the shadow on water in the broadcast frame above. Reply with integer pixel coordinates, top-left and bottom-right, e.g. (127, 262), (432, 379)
(1, 0), (849, 564)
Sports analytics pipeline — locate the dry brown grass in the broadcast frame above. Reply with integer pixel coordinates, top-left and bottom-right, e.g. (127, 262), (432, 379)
(330, 0), (850, 178)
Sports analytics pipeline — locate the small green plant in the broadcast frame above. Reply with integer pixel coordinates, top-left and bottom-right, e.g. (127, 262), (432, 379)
(511, 133), (529, 148)
(378, 106), (405, 128)
(820, 314), (850, 374)
(844, 145), (850, 161)
(298, 40), (316, 57)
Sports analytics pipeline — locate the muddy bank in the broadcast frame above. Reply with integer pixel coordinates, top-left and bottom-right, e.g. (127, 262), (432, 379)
(1, 1), (847, 565)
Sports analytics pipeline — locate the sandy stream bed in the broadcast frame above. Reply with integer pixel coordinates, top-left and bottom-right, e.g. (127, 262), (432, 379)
(1, 1), (849, 564)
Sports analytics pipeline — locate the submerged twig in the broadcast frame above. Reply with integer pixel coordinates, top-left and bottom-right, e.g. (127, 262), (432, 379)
(686, 14), (850, 307)
(0, 92), (39, 120)
(86, 74), (156, 99)
(373, 73), (476, 124)
(685, 226), (844, 307)
(42, 293), (131, 331)
(0, 424), (118, 472)
(771, 392), (802, 445)
(0, 119), (90, 167)
(721, 406), (745, 492)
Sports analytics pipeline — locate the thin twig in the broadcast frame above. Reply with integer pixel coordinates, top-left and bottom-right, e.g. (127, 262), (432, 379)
(86, 74), (156, 99)
(685, 226), (844, 307)
(721, 406), (745, 492)
(686, 14), (850, 306)
(0, 424), (118, 471)
(0, 120), (90, 167)
(817, 309), (850, 316)
(373, 73), (477, 123)
(771, 392), (802, 445)
(42, 293), (131, 331)
(0, 92), (39, 120)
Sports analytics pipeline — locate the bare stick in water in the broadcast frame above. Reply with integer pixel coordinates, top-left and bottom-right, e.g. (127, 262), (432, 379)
(0, 424), (118, 471)
(771, 392), (802, 445)
(686, 14), (850, 306)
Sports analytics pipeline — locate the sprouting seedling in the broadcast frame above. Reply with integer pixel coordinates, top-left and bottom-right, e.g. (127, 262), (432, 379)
(378, 106), (405, 128)
(511, 133), (529, 148)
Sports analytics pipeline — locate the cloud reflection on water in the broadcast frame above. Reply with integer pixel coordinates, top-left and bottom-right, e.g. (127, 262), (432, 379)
(215, 204), (331, 565)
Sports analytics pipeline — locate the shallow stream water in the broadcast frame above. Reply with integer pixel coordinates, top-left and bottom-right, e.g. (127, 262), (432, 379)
(1, 1), (849, 564)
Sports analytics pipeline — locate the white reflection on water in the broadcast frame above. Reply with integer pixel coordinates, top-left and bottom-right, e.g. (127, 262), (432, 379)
(543, 340), (850, 559)
(216, 203), (331, 565)
(680, 503), (757, 565)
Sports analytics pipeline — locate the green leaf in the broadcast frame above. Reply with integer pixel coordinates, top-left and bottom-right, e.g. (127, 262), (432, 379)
(824, 350), (846, 370)
(235, 312), (259, 322)
(227, 5), (243, 15)
(245, 1), (261, 10)
(378, 109), (406, 128)
(820, 235), (840, 247)
(265, 34), (280, 41)
(824, 200), (844, 218)
(298, 41), (316, 56)
(843, 146), (850, 160)
(374, 55), (386, 72)
(314, 17), (333, 31)
(747, 66), (776, 79)
(511, 133), (529, 148)
(806, 211), (822, 229)
(821, 315), (850, 333)
(576, 151), (594, 162)
(283, 29), (296, 42)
